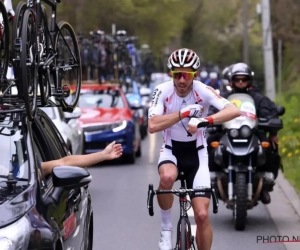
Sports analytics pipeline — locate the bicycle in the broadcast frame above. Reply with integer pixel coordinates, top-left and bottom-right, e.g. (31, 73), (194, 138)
(147, 172), (219, 250)
(11, 0), (81, 120)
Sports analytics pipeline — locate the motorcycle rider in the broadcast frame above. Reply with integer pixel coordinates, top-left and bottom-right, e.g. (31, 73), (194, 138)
(208, 62), (283, 204)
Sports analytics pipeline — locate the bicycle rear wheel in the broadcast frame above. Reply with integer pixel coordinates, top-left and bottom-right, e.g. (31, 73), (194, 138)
(21, 9), (38, 120)
(54, 21), (81, 112)
(0, 1), (10, 80)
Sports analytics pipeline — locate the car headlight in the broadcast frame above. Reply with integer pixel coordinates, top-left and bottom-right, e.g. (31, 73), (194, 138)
(240, 125), (252, 138)
(229, 129), (239, 138)
(112, 120), (127, 132)
(0, 216), (31, 250)
(0, 238), (13, 250)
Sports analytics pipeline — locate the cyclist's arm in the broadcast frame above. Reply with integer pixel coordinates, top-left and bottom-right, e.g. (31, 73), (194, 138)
(204, 86), (241, 123)
(148, 87), (180, 133)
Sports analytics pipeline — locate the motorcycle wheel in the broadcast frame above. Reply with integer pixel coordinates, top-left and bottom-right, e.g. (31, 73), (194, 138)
(234, 173), (247, 231)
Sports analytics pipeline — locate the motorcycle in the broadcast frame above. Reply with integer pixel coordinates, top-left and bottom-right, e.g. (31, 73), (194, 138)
(207, 93), (285, 231)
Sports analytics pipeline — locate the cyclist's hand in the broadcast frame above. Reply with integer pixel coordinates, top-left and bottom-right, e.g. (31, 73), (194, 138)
(188, 117), (213, 128)
(180, 104), (202, 118)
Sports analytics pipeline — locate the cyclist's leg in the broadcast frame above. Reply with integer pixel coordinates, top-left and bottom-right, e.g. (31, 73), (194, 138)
(188, 148), (212, 250)
(157, 146), (178, 250)
(157, 147), (178, 227)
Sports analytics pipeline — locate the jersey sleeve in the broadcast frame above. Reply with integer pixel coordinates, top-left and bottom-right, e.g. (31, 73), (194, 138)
(204, 86), (231, 110)
(148, 86), (165, 118)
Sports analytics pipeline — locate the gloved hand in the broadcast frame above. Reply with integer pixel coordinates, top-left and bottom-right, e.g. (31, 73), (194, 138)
(188, 117), (214, 129)
(180, 104), (203, 119)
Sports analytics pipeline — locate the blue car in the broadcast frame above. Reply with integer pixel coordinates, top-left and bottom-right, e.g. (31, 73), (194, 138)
(77, 84), (142, 164)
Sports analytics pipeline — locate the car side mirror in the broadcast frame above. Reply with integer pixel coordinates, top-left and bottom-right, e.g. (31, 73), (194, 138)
(276, 105), (285, 116)
(52, 166), (92, 189)
(64, 107), (82, 123)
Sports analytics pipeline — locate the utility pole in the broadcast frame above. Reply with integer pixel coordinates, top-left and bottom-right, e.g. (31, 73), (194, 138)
(243, 0), (249, 64)
(277, 39), (282, 102)
(261, 0), (276, 100)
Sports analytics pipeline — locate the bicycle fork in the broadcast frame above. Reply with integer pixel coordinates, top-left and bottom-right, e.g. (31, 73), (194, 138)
(175, 194), (195, 250)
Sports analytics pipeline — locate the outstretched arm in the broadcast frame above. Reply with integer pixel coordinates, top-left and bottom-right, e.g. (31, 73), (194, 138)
(41, 141), (123, 175)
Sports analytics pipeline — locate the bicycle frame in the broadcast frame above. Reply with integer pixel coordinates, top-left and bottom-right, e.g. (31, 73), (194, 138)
(175, 178), (195, 250)
(147, 173), (219, 250)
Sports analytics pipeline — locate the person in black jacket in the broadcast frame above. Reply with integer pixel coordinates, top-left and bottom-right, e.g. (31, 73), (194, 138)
(207, 62), (282, 204)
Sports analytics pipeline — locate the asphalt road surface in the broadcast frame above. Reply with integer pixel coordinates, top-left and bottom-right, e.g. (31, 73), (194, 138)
(88, 133), (286, 250)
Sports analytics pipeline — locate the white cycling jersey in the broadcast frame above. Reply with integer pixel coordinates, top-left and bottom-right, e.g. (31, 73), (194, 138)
(148, 80), (231, 148)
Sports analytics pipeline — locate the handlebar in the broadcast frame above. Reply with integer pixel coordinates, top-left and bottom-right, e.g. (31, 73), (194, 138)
(147, 184), (219, 217)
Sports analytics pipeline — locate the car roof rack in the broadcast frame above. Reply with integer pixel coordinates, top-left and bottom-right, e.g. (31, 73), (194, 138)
(0, 79), (64, 115)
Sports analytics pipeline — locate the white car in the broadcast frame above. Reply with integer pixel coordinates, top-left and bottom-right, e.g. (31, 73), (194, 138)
(40, 105), (83, 155)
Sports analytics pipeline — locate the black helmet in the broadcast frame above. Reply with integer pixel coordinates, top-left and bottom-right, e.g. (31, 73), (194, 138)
(230, 63), (253, 81)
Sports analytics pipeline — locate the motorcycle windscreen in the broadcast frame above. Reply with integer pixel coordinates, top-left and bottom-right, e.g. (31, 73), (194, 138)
(223, 93), (258, 129)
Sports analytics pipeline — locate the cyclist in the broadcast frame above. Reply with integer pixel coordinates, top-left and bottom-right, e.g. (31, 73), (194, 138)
(148, 48), (240, 250)
(204, 72), (222, 90)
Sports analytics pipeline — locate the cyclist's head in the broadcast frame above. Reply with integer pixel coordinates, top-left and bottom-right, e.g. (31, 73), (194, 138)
(209, 72), (218, 82)
(167, 48), (200, 72)
(221, 64), (234, 86)
(199, 70), (208, 80)
(116, 30), (127, 43)
(230, 63), (254, 92)
(117, 30), (127, 36)
(168, 48), (200, 96)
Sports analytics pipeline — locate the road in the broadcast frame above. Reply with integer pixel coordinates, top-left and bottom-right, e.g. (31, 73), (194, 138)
(88, 133), (286, 250)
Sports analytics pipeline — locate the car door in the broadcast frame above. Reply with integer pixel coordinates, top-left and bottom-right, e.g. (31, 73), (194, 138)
(33, 109), (89, 249)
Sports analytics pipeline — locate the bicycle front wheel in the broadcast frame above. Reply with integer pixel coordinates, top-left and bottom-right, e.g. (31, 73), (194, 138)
(54, 21), (81, 112)
(21, 9), (38, 120)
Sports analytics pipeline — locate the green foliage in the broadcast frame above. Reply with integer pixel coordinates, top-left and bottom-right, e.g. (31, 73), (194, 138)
(277, 82), (300, 193)
(10, 0), (265, 75)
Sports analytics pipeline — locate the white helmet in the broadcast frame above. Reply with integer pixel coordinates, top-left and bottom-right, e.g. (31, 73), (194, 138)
(209, 72), (218, 79)
(167, 48), (200, 71)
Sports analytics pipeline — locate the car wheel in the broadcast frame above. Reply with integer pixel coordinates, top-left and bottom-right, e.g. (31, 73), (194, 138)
(125, 150), (136, 164)
(136, 142), (142, 157)
(140, 126), (145, 140)
(143, 125), (148, 138)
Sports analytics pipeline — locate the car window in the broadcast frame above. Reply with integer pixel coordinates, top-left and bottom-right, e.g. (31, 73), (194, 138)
(0, 114), (29, 181)
(36, 112), (68, 160)
(32, 136), (47, 192)
(78, 88), (125, 108)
